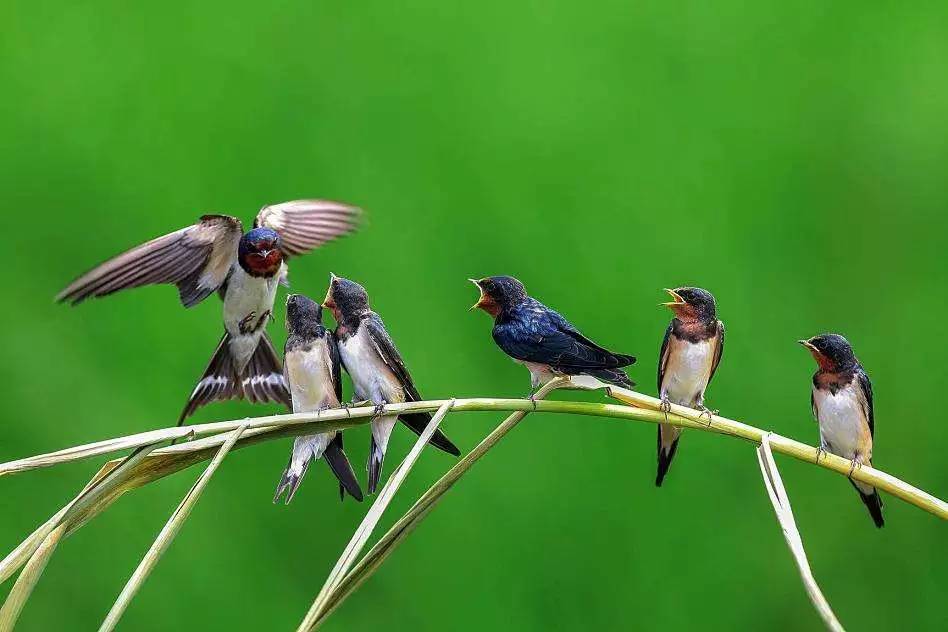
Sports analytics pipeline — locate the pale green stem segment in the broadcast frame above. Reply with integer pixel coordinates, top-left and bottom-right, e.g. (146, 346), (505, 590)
(0, 523), (66, 632)
(98, 422), (250, 632)
(303, 378), (570, 630)
(758, 434), (845, 632)
(297, 400), (455, 632)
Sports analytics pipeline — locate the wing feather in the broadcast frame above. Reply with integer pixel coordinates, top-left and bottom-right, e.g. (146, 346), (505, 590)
(57, 215), (243, 307)
(657, 322), (673, 392)
(254, 199), (361, 258)
(708, 320), (725, 383)
(363, 314), (422, 401)
(492, 302), (635, 373)
(856, 368), (874, 438)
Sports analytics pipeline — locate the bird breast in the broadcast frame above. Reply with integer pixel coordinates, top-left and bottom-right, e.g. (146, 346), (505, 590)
(813, 382), (868, 459)
(285, 341), (338, 413)
(663, 337), (714, 405)
(338, 328), (404, 404)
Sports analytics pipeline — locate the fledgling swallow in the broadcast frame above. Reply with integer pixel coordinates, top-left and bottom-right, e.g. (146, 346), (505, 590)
(57, 200), (360, 423)
(655, 287), (724, 487)
(323, 274), (461, 494)
(273, 294), (363, 504)
(470, 276), (635, 392)
(799, 334), (883, 528)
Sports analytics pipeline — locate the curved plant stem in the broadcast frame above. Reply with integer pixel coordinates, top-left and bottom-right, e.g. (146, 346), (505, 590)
(303, 378), (569, 630)
(0, 523), (66, 632)
(758, 434), (844, 632)
(98, 422), (249, 632)
(298, 400), (455, 631)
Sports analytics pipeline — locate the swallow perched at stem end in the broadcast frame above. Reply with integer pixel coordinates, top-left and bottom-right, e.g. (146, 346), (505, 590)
(56, 200), (361, 423)
(470, 276), (635, 393)
(273, 294), (363, 504)
(800, 334), (883, 528)
(656, 287), (725, 487)
(324, 274), (460, 494)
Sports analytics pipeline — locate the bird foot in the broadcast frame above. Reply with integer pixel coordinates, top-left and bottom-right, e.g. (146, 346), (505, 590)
(254, 309), (272, 332)
(659, 397), (671, 423)
(697, 406), (717, 427)
(238, 311), (257, 334)
(815, 447), (828, 464)
(373, 402), (387, 418)
(847, 458), (862, 479)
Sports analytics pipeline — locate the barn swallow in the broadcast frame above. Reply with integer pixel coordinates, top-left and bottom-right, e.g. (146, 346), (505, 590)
(273, 294), (363, 504)
(57, 200), (360, 423)
(655, 287), (724, 487)
(799, 334), (883, 527)
(470, 276), (635, 392)
(323, 274), (460, 494)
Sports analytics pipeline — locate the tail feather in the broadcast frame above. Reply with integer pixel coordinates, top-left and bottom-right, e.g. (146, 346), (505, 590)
(324, 433), (363, 502)
(179, 332), (289, 424)
(366, 435), (385, 495)
(852, 481), (885, 528)
(273, 453), (311, 505)
(398, 412), (461, 456)
(656, 425), (681, 487)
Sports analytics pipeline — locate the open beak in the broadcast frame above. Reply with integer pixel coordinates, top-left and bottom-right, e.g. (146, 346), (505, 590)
(798, 339), (816, 351)
(660, 288), (686, 308)
(469, 278), (487, 311)
(323, 273), (337, 308)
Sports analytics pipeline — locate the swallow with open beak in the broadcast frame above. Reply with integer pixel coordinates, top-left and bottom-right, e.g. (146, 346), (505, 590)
(799, 334), (883, 527)
(273, 294), (363, 504)
(656, 287), (724, 487)
(57, 200), (360, 423)
(323, 274), (461, 494)
(470, 276), (635, 392)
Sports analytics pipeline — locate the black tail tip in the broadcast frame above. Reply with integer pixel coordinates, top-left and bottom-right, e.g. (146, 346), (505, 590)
(864, 494), (885, 528)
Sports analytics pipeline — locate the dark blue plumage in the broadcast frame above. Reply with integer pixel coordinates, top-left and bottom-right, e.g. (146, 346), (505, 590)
(472, 276), (635, 388)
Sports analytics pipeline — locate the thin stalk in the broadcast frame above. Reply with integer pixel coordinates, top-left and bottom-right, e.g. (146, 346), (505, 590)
(304, 378), (569, 630)
(0, 523), (66, 632)
(98, 422), (250, 632)
(299, 400), (455, 631)
(757, 434), (844, 632)
(1, 395), (942, 520)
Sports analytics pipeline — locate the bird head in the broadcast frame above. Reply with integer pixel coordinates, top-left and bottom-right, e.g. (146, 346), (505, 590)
(285, 293), (324, 336)
(798, 334), (857, 372)
(661, 287), (717, 322)
(238, 227), (284, 277)
(323, 273), (370, 322)
(470, 276), (527, 317)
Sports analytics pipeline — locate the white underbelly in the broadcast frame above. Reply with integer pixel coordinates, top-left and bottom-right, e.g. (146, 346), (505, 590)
(814, 386), (861, 457)
(222, 264), (283, 371)
(339, 329), (404, 404)
(285, 346), (338, 412)
(663, 340), (713, 405)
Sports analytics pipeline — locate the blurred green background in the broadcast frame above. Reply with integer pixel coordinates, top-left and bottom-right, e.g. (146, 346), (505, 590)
(1, 1), (946, 630)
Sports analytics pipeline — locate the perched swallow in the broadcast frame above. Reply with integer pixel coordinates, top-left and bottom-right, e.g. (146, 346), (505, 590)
(799, 334), (883, 528)
(323, 274), (460, 494)
(470, 276), (635, 391)
(655, 287), (724, 487)
(273, 294), (363, 504)
(57, 200), (360, 422)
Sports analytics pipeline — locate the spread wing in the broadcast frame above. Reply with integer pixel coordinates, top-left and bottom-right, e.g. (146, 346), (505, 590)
(856, 368), (874, 438)
(328, 331), (343, 404)
(254, 199), (361, 258)
(57, 214), (243, 307)
(708, 320), (725, 383)
(493, 303), (635, 371)
(363, 314), (421, 401)
(657, 321), (673, 392)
